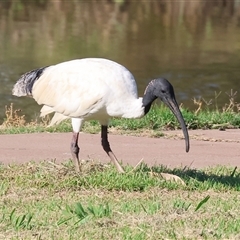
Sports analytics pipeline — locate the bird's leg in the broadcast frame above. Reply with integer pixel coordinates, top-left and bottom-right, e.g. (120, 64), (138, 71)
(101, 125), (125, 173)
(70, 132), (81, 172)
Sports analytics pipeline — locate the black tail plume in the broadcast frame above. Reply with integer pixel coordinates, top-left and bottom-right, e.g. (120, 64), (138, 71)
(12, 66), (48, 96)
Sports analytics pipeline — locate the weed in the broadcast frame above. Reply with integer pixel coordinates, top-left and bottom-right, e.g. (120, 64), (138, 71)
(173, 198), (192, 211)
(2, 103), (26, 127)
(9, 208), (33, 230)
(195, 195), (210, 211)
(58, 202), (112, 226)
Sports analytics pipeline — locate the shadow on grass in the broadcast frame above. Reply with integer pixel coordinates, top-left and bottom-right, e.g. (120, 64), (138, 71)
(140, 163), (240, 190)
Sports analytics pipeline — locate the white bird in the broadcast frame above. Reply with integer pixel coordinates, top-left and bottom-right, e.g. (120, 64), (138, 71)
(12, 58), (189, 173)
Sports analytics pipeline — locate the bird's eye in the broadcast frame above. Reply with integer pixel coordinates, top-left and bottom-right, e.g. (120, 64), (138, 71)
(161, 90), (166, 93)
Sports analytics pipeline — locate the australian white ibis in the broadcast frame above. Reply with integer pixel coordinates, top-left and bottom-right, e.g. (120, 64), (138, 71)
(12, 58), (190, 173)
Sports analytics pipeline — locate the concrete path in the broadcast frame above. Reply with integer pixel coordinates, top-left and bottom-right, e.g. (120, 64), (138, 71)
(0, 129), (239, 169)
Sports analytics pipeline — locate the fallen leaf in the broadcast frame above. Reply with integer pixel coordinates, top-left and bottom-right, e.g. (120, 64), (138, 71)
(159, 172), (186, 185)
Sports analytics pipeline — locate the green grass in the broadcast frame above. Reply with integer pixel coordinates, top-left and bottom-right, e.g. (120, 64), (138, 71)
(1, 104), (240, 136)
(0, 160), (239, 239)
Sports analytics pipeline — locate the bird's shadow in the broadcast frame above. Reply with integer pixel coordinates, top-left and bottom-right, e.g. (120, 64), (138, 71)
(138, 163), (240, 189)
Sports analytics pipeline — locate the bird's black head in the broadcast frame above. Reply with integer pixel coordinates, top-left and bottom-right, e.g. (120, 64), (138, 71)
(143, 78), (190, 152)
(143, 78), (175, 110)
(150, 78), (175, 101)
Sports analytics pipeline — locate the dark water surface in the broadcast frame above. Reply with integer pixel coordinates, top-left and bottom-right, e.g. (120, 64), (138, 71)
(1, 0), (240, 123)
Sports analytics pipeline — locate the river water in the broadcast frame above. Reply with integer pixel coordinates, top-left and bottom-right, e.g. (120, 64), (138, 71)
(1, 0), (240, 123)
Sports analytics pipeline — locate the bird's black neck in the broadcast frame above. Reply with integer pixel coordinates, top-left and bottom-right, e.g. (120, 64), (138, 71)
(142, 85), (157, 115)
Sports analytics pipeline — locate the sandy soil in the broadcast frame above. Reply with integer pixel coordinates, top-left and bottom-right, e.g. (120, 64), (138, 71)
(0, 129), (240, 169)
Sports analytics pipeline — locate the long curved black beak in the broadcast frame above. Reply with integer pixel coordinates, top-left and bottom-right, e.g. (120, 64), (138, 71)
(162, 96), (190, 152)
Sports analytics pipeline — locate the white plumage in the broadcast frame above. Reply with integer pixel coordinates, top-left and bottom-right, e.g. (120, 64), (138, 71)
(12, 58), (189, 173)
(35, 59), (143, 122)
